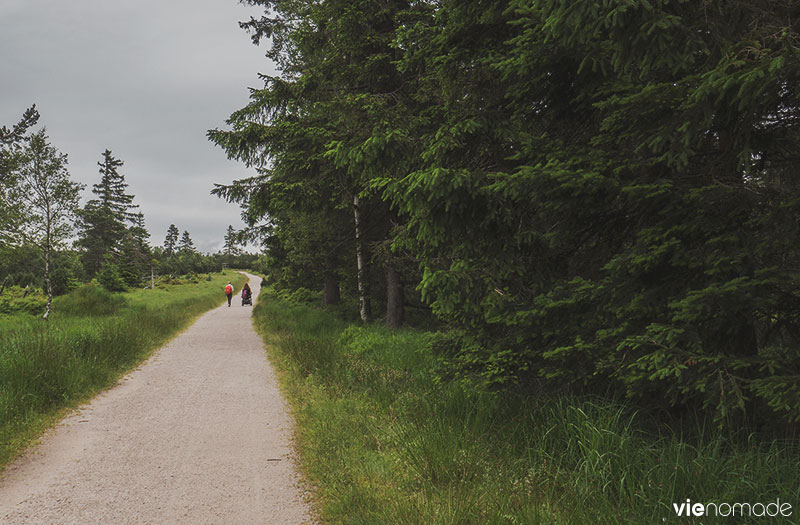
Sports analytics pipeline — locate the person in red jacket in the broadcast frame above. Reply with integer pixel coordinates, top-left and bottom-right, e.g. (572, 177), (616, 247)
(225, 281), (234, 307)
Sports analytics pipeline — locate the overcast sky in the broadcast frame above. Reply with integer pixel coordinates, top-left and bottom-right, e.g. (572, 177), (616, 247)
(0, 0), (274, 253)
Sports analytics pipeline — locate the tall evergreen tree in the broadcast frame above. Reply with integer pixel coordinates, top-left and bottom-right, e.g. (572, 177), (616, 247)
(163, 223), (179, 255)
(178, 230), (195, 254)
(119, 212), (151, 287)
(92, 149), (138, 223)
(223, 225), (240, 256)
(77, 149), (138, 275)
(0, 105), (39, 183)
(380, 0), (800, 423)
(211, 0), (413, 325)
(128, 212), (149, 247)
(0, 105), (40, 247)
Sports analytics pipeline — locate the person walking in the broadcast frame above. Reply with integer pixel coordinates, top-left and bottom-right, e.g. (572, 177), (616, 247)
(225, 281), (234, 307)
(241, 282), (252, 306)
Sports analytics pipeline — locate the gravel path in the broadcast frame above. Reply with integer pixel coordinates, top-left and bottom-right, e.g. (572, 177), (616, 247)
(0, 273), (314, 524)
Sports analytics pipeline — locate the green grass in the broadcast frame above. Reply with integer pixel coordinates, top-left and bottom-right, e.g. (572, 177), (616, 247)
(255, 291), (800, 524)
(0, 271), (246, 467)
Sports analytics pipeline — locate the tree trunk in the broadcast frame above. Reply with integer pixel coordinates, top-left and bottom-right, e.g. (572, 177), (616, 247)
(385, 261), (404, 329)
(42, 241), (52, 321)
(353, 194), (371, 322)
(322, 274), (341, 306)
(0, 275), (7, 296)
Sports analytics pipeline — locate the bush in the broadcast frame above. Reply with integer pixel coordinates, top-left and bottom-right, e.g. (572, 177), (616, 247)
(119, 265), (143, 288)
(0, 286), (47, 316)
(50, 265), (80, 296)
(97, 262), (127, 292)
(9, 272), (38, 288)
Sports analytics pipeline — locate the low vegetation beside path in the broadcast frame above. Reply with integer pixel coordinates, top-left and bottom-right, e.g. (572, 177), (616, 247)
(0, 271), (245, 468)
(255, 291), (800, 524)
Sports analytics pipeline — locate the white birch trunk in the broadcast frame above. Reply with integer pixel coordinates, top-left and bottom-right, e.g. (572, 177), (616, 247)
(353, 194), (371, 322)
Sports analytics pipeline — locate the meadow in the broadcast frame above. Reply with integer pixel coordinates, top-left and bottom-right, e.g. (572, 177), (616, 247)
(0, 272), (246, 467)
(255, 292), (800, 524)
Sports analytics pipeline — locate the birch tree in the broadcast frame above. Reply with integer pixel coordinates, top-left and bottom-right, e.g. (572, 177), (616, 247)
(18, 130), (83, 320)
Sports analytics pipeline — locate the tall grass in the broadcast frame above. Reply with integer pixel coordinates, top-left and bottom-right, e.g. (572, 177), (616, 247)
(0, 272), (246, 467)
(255, 292), (800, 524)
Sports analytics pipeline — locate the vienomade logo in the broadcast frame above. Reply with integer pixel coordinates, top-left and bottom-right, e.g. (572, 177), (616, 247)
(672, 498), (792, 518)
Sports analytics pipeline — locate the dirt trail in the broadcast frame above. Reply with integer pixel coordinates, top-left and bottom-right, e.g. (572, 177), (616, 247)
(0, 273), (314, 524)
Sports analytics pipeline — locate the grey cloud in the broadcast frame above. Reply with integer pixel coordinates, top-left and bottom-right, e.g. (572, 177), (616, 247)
(0, 0), (273, 253)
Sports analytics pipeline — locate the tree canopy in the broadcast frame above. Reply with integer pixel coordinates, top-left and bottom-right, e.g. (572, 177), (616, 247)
(213, 0), (800, 426)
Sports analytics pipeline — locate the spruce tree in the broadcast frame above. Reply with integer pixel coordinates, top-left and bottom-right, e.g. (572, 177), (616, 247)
(0, 105), (40, 246)
(211, 0), (413, 324)
(163, 224), (179, 255)
(0, 105), (39, 183)
(77, 149), (139, 275)
(92, 149), (138, 223)
(223, 225), (239, 256)
(178, 230), (195, 254)
(381, 0), (800, 423)
(119, 212), (151, 287)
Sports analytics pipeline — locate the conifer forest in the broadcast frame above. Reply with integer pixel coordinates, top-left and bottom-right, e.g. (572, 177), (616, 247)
(4, 2), (800, 521)
(208, 0), (800, 428)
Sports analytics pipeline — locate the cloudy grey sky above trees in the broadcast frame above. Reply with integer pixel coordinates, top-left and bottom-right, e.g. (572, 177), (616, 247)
(0, 0), (273, 253)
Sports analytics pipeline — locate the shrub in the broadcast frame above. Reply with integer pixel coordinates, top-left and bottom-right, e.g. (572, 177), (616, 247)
(50, 264), (80, 296)
(97, 262), (127, 292)
(0, 286), (47, 316)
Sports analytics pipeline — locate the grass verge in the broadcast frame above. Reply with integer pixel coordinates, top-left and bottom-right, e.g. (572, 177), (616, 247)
(254, 291), (800, 524)
(0, 271), (246, 468)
